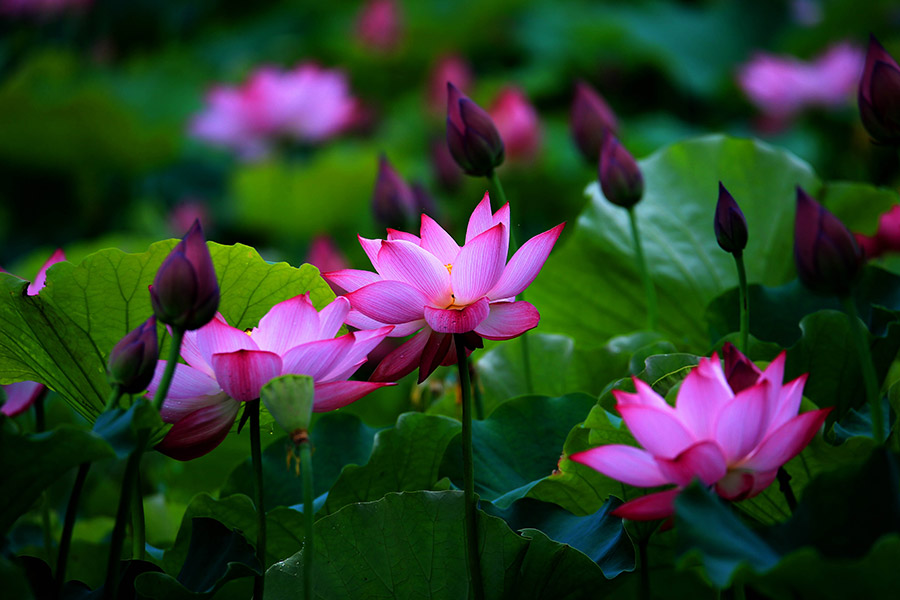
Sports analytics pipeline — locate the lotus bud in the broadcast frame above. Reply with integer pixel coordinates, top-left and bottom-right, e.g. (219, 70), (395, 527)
(570, 80), (619, 164)
(108, 316), (159, 394)
(793, 187), (862, 296)
(446, 82), (505, 176)
(489, 86), (541, 163)
(373, 154), (416, 229)
(721, 342), (760, 394)
(598, 133), (643, 208)
(858, 35), (900, 145)
(714, 182), (748, 256)
(150, 220), (220, 330)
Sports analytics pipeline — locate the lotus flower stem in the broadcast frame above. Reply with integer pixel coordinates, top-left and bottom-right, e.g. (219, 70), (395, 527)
(469, 362), (485, 421)
(103, 442), (144, 600)
(299, 434), (315, 600)
(55, 462), (90, 599)
(734, 254), (749, 354)
(249, 399), (267, 600)
(151, 327), (185, 413)
(454, 333), (484, 600)
(775, 467), (798, 512)
(104, 384), (122, 412)
(637, 536), (650, 600)
(627, 206), (658, 332)
(33, 390), (53, 566)
(131, 471), (145, 560)
(840, 297), (884, 444)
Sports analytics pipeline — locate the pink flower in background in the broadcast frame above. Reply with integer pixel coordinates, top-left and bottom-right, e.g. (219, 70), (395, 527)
(855, 204), (900, 260)
(571, 344), (830, 520)
(1, 249), (66, 417)
(489, 86), (542, 164)
(324, 193), (564, 382)
(190, 63), (359, 159)
(738, 43), (864, 124)
(427, 54), (473, 115)
(355, 0), (403, 52)
(146, 295), (392, 460)
(306, 235), (350, 274)
(0, 0), (90, 17)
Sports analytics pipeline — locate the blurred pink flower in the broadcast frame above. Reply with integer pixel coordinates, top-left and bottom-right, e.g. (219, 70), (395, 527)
(307, 235), (349, 274)
(489, 86), (542, 164)
(427, 54), (473, 115)
(738, 42), (864, 123)
(571, 344), (830, 521)
(324, 193), (564, 382)
(1, 248), (66, 417)
(146, 295), (392, 460)
(190, 63), (359, 160)
(355, 0), (403, 52)
(0, 0), (90, 17)
(855, 204), (900, 260)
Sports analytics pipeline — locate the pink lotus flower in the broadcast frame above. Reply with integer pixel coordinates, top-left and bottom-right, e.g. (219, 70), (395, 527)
(738, 42), (864, 124)
(489, 86), (542, 164)
(190, 63), (359, 160)
(1, 248), (66, 417)
(324, 193), (564, 382)
(571, 344), (831, 520)
(856, 204), (900, 260)
(355, 0), (403, 53)
(147, 294), (392, 460)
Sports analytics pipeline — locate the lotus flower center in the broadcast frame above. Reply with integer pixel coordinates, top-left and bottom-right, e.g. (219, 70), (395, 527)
(445, 263), (453, 274)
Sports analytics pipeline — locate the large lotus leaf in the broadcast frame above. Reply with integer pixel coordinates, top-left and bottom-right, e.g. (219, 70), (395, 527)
(265, 491), (614, 600)
(0, 241), (333, 422)
(528, 135), (820, 352)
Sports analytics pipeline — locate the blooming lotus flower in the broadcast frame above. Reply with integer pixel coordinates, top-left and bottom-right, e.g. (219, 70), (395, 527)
(570, 80), (619, 164)
(147, 294), (392, 460)
(324, 193), (564, 382)
(446, 83), (505, 176)
(1, 248), (65, 417)
(571, 344), (831, 520)
(794, 187), (862, 296)
(355, 0), (403, 53)
(489, 86), (541, 164)
(858, 35), (900, 145)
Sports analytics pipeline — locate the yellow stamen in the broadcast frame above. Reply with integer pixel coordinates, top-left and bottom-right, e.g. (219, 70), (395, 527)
(445, 263), (453, 275)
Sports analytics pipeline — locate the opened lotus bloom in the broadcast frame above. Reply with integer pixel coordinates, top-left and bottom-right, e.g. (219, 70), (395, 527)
(146, 294), (392, 460)
(571, 345), (831, 520)
(324, 193), (564, 382)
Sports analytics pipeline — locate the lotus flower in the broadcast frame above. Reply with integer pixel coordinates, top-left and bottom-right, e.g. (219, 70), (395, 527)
(1, 248), (66, 417)
(571, 344), (830, 520)
(324, 193), (564, 382)
(427, 55), (472, 116)
(859, 35), (900, 145)
(446, 83), (505, 176)
(794, 187), (862, 296)
(147, 294), (393, 460)
(854, 204), (900, 260)
(489, 86), (542, 164)
(107, 316), (158, 395)
(599, 134), (643, 209)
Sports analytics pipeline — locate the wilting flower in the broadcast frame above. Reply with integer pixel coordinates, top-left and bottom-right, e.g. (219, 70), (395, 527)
(0, 248), (65, 417)
(599, 134), (643, 209)
(571, 344), (830, 520)
(489, 86), (541, 164)
(794, 187), (862, 296)
(446, 83), (505, 177)
(324, 193), (564, 382)
(738, 43), (864, 125)
(854, 204), (900, 259)
(427, 55), (472, 116)
(570, 80), (619, 164)
(714, 182), (748, 256)
(147, 294), (393, 460)
(108, 317), (158, 394)
(151, 220), (219, 331)
(372, 154), (417, 229)
(355, 0), (403, 53)
(858, 35), (900, 145)
(190, 63), (358, 159)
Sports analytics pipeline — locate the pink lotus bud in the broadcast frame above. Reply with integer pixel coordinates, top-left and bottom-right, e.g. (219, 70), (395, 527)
(427, 55), (472, 115)
(721, 342), (761, 394)
(714, 182), (748, 256)
(793, 187), (862, 296)
(446, 83), (505, 177)
(598, 134), (643, 208)
(489, 86), (541, 164)
(355, 0), (403, 53)
(150, 220), (220, 330)
(108, 316), (158, 394)
(373, 154), (417, 229)
(859, 35), (900, 145)
(570, 80), (619, 164)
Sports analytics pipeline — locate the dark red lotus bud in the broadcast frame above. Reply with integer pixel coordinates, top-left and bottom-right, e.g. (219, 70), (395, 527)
(150, 220), (220, 330)
(446, 82), (505, 177)
(721, 342), (760, 395)
(858, 35), (900, 145)
(108, 316), (158, 394)
(793, 187), (862, 296)
(571, 80), (619, 164)
(714, 182), (748, 256)
(598, 133), (643, 208)
(373, 154), (416, 229)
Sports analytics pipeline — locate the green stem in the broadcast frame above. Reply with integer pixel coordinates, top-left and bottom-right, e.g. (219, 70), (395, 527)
(734, 253), (749, 355)
(151, 327), (185, 413)
(131, 470), (145, 561)
(840, 296), (884, 444)
(776, 466), (798, 513)
(454, 334), (484, 600)
(103, 384), (122, 413)
(638, 536), (650, 600)
(300, 436), (314, 600)
(56, 462), (90, 599)
(250, 400), (267, 600)
(102, 444), (144, 600)
(628, 207), (658, 332)
(469, 361), (485, 421)
(34, 390), (53, 564)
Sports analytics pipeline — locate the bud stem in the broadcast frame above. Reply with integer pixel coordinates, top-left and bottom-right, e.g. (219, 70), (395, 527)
(840, 296), (885, 444)
(627, 207), (658, 332)
(249, 399), (267, 600)
(55, 462), (90, 598)
(131, 470), (145, 560)
(299, 435), (315, 600)
(454, 333), (484, 600)
(102, 441), (145, 600)
(151, 328), (185, 414)
(104, 384), (123, 412)
(775, 466), (798, 513)
(734, 253), (749, 354)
